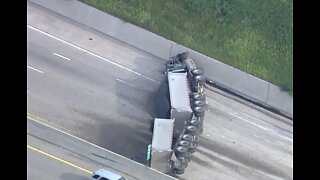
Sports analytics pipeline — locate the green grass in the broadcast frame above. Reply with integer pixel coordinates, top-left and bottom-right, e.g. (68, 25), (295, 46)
(80, 0), (293, 95)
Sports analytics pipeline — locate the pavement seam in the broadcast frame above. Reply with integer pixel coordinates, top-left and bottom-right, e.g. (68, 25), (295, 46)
(27, 145), (93, 174)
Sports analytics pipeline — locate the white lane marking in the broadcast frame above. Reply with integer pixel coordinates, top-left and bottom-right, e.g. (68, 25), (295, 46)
(27, 115), (146, 169)
(53, 52), (71, 61)
(27, 25), (157, 83)
(27, 65), (43, 73)
(229, 111), (293, 142)
(210, 99), (293, 142)
(116, 78), (135, 87)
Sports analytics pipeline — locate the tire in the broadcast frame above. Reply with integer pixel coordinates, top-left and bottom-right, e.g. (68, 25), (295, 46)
(195, 113), (205, 118)
(174, 146), (188, 157)
(180, 157), (189, 167)
(181, 134), (193, 142)
(174, 163), (186, 174)
(177, 140), (190, 148)
(192, 93), (206, 101)
(185, 125), (197, 136)
(189, 142), (198, 153)
(190, 92), (198, 97)
(189, 119), (200, 128)
(175, 168), (185, 175)
(166, 60), (175, 68)
(194, 75), (206, 85)
(193, 100), (206, 107)
(193, 106), (205, 117)
(191, 68), (204, 76)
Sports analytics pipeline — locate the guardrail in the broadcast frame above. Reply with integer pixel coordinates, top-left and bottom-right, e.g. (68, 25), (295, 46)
(28, 0), (292, 118)
(27, 117), (177, 180)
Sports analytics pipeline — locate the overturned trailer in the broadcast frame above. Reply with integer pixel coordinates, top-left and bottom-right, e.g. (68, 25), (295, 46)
(149, 52), (207, 176)
(150, 118), (174, 174)
(167, 72), (193, 142)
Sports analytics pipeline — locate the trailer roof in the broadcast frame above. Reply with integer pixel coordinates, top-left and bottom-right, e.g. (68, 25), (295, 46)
(167, 72), (192, 112)
(152, 118), (174, 151)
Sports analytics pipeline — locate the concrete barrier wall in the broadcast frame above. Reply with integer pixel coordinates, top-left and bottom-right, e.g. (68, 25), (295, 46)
(170, 43), (293, 117)
(27, 118), (177, 180)
(183, 46), (270, 103)
(28, 0), (172, 60)
(28, 0), (292, 118)
(266, 84), (293, 117)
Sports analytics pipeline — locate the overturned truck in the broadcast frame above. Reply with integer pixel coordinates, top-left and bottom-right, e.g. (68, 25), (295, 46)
(148, 52), (206, 175)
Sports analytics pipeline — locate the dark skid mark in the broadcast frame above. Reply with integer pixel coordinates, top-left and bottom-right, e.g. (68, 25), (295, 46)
(196, 148), (254, 178)
(91, 153), (117, 163)
(191, 155), (215, 169)
(198, 136), (291, 179)
(69, 107), (152, 165)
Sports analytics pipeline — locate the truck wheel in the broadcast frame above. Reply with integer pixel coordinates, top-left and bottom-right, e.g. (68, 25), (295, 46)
(174, 146), (188, 157)
(175, 169), (185, 174)
(189, 142), (198, 153)
(193, 106), (205, 117)
(177, 140), (190, 148)
(180, 157), (189, 167)
(194, 75), (206, 86)
(181, 134), (193, 142)
(166, 61), (175, 68)
(192, 93), (206, 101)
(186, 125), (197, 136)
(191, 68), (204, 76)
(193, 100), (206, 107)
(189, 119), (200, 128)
(195, 113), (205, 118)
(174, 163), (186, 174)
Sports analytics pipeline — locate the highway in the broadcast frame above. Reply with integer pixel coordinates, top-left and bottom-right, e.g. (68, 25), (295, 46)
(27, 135), (92, 180)
(27, 134), (131, 180)
(27, 2), (292, 180)
(27, 2), (167, 165)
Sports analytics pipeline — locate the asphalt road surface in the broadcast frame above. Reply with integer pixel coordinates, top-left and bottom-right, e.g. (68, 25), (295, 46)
(27, 2), (292, 180)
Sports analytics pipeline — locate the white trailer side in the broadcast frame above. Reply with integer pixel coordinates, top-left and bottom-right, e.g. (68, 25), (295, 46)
(151, 118), (174, 173)
(167, 72), (193, 139)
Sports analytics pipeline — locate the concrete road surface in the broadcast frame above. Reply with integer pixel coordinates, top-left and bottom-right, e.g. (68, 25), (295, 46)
(27, 134), (132, 180)
(27, 2), (292, 180)
(27, 2), (166, 166)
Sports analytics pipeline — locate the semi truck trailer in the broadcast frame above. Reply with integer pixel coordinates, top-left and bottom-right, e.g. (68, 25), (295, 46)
(148, 52), (206, 176)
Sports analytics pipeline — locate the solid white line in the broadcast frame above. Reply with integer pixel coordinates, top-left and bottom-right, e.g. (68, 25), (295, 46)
(229, 111), (293, 142)
(211, 100), (293, 142)
(53, 52), (71, 61)
(116, 78), (135, 87)
(27, 25), (157, 83)
(27, 115), (143, 164)
(27, 65), (43, 73)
